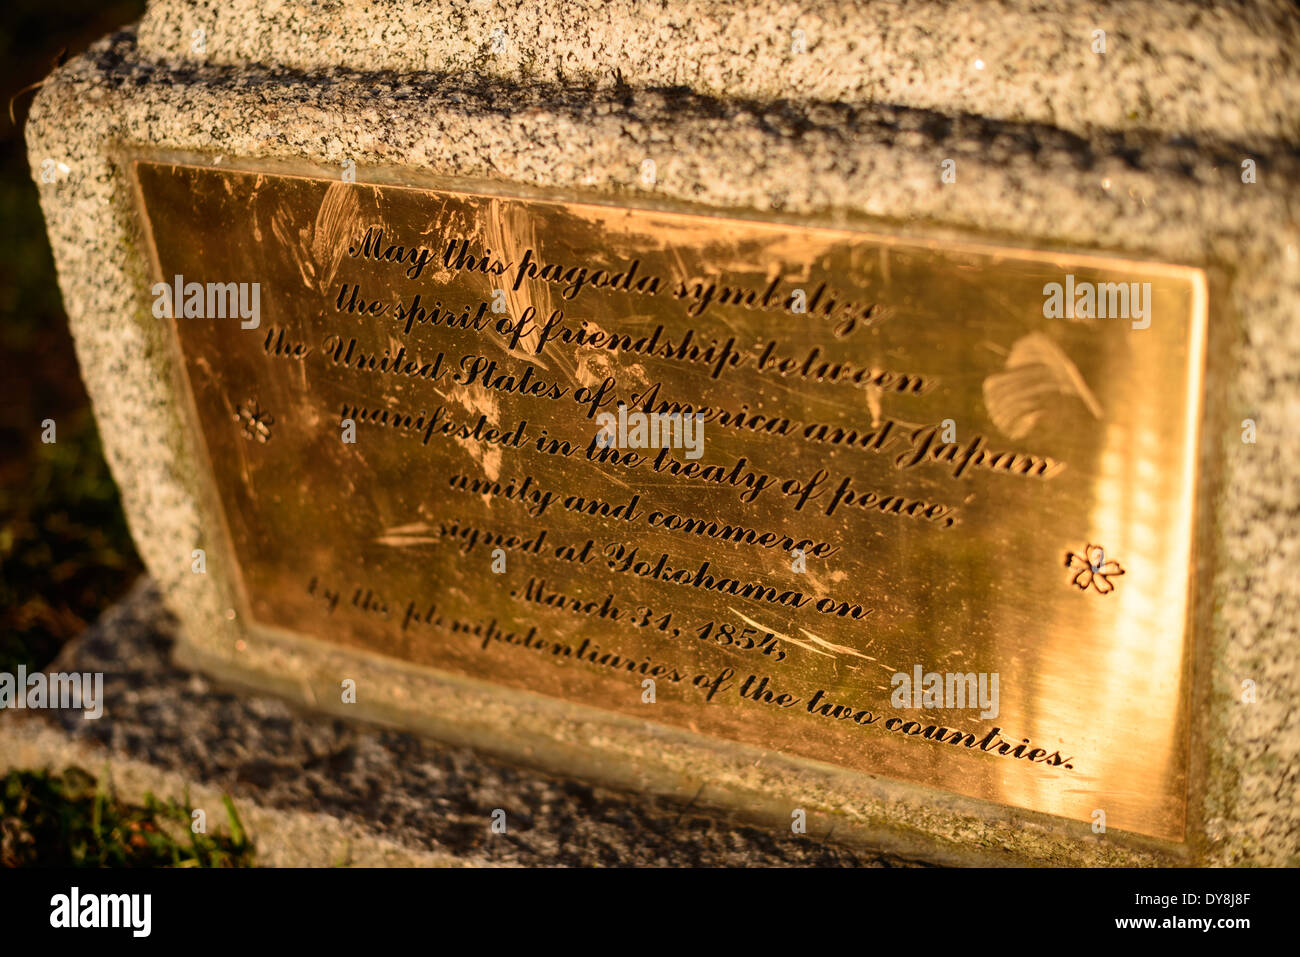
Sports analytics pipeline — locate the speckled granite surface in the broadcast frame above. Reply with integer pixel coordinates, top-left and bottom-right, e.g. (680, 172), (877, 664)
(135, 0), (1300, 141)
(21, 1), (1300, 865)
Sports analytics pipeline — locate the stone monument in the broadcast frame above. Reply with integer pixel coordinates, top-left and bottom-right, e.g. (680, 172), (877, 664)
(21, 0), (1300, 865)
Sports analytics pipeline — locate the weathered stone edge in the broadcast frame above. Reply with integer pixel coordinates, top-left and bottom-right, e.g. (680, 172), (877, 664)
(0, 715), (491, 867)
(134, 0), (1300, 142)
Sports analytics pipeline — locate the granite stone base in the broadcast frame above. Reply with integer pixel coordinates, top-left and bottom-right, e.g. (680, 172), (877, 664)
(0, 579), (919, 867)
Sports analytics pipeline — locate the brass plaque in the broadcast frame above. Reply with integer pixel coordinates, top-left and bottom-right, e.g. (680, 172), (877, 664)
(133, 160), (1206, 841)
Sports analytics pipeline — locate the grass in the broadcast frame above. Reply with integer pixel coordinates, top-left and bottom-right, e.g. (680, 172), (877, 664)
(0, 768), (254, 867)
(0, 2), (258, 869)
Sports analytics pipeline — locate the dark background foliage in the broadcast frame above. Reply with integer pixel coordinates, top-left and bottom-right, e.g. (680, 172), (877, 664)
(1, 0), (147, 675)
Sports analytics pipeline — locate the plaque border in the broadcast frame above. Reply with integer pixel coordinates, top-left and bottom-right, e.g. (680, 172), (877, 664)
(123, 147), (1230, 862)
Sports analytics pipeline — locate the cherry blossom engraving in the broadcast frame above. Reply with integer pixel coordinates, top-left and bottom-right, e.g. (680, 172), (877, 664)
(233, 398), (274, 443)
(1065, 544), (1125, 594)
